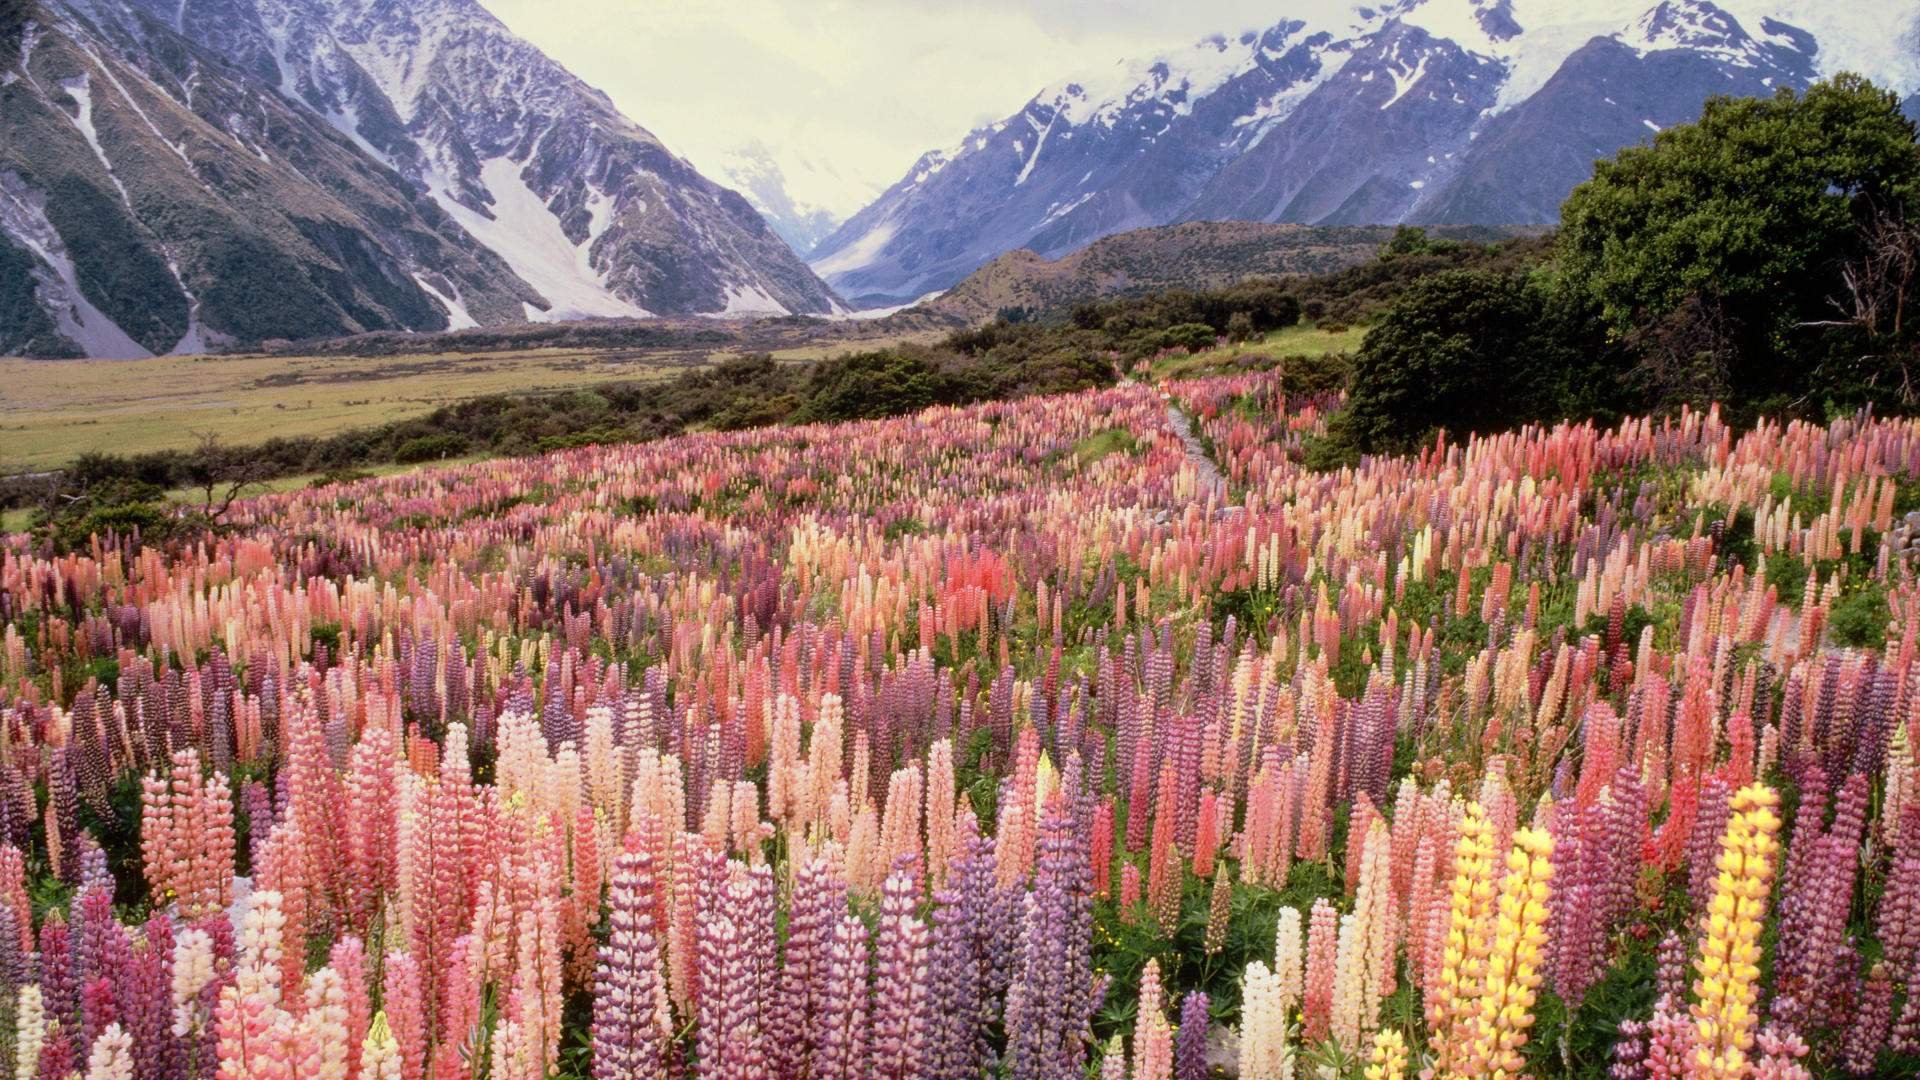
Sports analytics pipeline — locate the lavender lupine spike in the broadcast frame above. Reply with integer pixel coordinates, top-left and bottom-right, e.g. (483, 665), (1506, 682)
(125, 915), (178, 1080)
(696, 861), (773, 1079)
(925, 883), (983, 1080)
(1005, 806), (1094, 1080)
(592, 841), (672, 1080)
(769, 853), (840, 1079)
(871, 866), (930, 1080)
(1174, 991), (1210, 1080)
(813, 913), (871, 1080)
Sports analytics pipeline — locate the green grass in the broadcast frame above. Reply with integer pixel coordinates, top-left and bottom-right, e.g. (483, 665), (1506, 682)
(1151, 322), (1366, 380)
(1073, 427), (1141, 466)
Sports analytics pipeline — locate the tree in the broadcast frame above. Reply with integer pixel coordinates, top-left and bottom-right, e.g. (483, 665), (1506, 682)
(1559, 75), (1920, 415)
(181, 432), (272, 523)
(1814, 205), (1920, 409)
(1345, 271), (1556, 453)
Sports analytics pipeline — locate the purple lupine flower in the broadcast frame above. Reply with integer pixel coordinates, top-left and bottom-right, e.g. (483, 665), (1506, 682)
(592, 842), (670, 1079)
(925, 883), (983, 1080)
(40, 916), (77, 1032)
(696, 861), (773, 1079)
(1610, 1016), (1649, 1080)
(1005, 806), (1094, 1080)
(1777, 770), (1869, 1033)
(1685, 778), (1731, 915)
(125, 915), (177, 1080)
(1843, 962), (1893, 1074)
(769, 854), (842, 1079)
(1174, 991), (1210, 1080)
(871, 866), (931, 1080)
(1653, 930), (1690, 1006)
(813, 912), (871, 1080)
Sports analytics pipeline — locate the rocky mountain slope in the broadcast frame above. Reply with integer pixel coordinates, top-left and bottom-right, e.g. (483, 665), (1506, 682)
(811, 0), (1920, 307)
(0, 0), (839, 358)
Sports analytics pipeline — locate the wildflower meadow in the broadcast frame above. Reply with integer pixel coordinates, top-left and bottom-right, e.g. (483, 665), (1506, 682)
(2, 371), (1918, 1078)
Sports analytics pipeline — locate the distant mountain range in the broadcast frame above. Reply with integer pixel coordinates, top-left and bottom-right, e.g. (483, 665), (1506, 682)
(809, 0), (1920, 308)
(0, 0), (843, 358)
(7, 0), (1919, 358)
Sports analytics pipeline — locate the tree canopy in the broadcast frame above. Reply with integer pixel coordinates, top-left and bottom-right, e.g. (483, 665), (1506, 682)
(1558, 74), (1920, 414)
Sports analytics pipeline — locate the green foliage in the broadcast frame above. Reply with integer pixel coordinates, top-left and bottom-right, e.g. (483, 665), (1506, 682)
(0, 0), (27, 50)
(1559, 75), (1920, 417)
(1346, 271), (1579, 453)
(1071, 428), (1141, 467)
(1381, 225), (1464, 260)
(0, 234), (80, 358)
(394, 433), (469, 464)
(1831, 583), (1891, 649)
(42, 175), (190, 354)
(1159, 323), (1219, 353)
(790, 350), (967, 424)
(1299, 411), (1362, 473)
(1276, 350), (1353, 398)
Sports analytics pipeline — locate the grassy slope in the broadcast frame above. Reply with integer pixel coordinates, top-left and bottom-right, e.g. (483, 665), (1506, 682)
(923, 221), (1525, 323)
(1149, 323), (1367, 380)
(0, 325), (946, 470)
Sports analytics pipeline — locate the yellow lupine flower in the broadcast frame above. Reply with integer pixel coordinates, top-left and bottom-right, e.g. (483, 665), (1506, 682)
(1427, 803), (1497, 1077)
(1365, 1028), (1409, 1080)
(1689, 784), (1782, 1080)
(1466, 826), (1553, 1079)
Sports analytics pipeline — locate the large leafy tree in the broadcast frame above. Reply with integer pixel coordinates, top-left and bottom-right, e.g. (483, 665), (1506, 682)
(1346, 270), (1575, 453)
(1558, 75), (1920, 415)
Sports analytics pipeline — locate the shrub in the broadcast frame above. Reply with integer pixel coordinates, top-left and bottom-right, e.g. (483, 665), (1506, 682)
(395, 434), (469, 463)
(1161, 324), (1219, 353)
(1345, 271), (1550, 453)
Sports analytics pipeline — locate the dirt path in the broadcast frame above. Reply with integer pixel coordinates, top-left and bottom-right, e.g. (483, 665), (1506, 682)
(1164, 400), (1228, 498)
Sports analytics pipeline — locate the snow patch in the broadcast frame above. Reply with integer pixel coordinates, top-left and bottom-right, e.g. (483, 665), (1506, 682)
(432, 157), (649, 321)
(1015, 110), (1057, 187)
(59, 75), (132, 207)
(719, 284), (791, 317)
(71, 43), (195, 171)
(1038, 192), (1096, 227)
(1381, 49), (1433, 108)
(1237, 44), (1354, 148)
(414, 273), (479, 331)
(810, 218), (898, 278)
(0, 174), (152, 359)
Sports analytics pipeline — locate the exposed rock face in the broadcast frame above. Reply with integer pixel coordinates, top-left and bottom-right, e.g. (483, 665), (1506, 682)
(0, 0), (840, 357)
(811, 0), (1920, 308)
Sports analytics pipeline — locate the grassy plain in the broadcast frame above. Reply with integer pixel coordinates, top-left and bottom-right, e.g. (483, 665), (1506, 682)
(0, 327), (941, 471)
(1150, 322), (1367, 380)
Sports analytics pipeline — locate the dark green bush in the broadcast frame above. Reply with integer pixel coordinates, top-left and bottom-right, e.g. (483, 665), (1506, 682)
(394, 434), (469, 463)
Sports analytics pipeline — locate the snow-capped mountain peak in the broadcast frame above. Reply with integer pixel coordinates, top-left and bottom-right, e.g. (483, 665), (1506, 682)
(808, 0), (1920, 308)
(0, 0), (843, 357)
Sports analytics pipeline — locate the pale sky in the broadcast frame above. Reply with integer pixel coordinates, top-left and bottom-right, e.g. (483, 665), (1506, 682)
(479, 0), (1301, 218)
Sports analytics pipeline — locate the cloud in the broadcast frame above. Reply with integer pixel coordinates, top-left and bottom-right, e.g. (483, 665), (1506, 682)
(477, 0), (1303, 222)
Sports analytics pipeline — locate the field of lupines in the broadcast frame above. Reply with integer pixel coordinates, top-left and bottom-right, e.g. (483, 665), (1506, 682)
(2, 369), (1918, 1078)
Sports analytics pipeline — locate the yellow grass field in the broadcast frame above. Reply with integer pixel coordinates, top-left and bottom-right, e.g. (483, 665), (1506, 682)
(0, 348), (695, 471)
(0, 322), (944, 472)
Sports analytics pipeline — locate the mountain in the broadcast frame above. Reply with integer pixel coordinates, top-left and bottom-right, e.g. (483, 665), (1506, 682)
(811, 0), (1920, 307)
(0, 0), (840, 359)
(710, 140), (880, 255)
(919, 220), (1525, 324)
